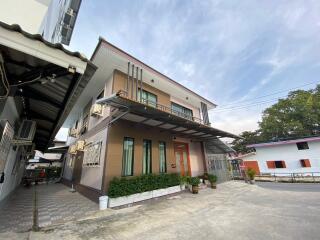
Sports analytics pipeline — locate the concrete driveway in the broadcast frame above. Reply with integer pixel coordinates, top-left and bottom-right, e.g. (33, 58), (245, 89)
(3, 181), (320, 240)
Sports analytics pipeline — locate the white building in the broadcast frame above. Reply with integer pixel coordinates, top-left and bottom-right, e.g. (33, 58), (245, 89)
(0, 0), (82, 45)
(243, 137), (320, 175)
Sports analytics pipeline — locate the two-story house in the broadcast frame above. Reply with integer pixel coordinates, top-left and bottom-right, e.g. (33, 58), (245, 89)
(62, 38), (238, 201)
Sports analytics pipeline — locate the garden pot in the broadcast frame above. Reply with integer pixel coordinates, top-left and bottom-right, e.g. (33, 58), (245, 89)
(211, 182), (217, 189)
(249, 179), (255, 184)
(192, 185), (199, 194)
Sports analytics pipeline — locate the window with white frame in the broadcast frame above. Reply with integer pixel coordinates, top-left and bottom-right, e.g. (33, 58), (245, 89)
(83, 141), (102, 166)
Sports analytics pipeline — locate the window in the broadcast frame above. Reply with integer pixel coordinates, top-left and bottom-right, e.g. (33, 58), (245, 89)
(122, 137), (134, 176)
(138, 89), (157, 107)
(171, 102), (193, 120)
(296, 142), (309, 150)
(143, 139), (152, 174)
(267, 160), (286, 169)
(97, 90), (104, 100)
(159, 142), (167, 173)
(83, 142), (102, 166)
(300, 159), (311, 168)
(81, 100), (92, 134)
(68, 155), (75, 167)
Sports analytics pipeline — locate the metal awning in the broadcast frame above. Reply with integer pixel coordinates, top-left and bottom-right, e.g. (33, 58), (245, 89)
(0, 22), (97, 151)
(97, 92), (239, 140)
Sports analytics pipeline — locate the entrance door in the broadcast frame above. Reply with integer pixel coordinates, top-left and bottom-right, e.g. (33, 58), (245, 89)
(174, 142), (190, 176)
(72, 152), (83, 184)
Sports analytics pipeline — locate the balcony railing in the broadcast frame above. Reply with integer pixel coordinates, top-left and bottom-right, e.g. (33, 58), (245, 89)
(117, 90), (209, 126)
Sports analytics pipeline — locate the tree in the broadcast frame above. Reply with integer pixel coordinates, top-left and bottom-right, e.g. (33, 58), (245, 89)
(231, 130), (261, 153)
(259, 85), (320, 140)
(231, 85), (320, 154)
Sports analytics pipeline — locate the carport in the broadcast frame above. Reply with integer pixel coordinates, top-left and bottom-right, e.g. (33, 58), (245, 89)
(0, 21), (97, 232)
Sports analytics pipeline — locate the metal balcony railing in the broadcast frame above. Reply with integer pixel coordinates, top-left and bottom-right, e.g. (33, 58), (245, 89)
(117, 90), (209, 126)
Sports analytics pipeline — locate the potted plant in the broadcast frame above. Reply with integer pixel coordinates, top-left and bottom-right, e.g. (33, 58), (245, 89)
(179, 176), (189, 190)
(189, 177), (200, 194)
(246, 168), (256, 184)
(208, 174), (217, 189)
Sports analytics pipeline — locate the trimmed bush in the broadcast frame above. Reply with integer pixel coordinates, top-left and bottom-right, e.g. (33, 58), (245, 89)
(108, 173), (180, 198)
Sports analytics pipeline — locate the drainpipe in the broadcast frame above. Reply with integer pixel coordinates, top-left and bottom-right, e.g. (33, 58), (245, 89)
(126, 62), (130, 97)
(140, 68), (143, 102)
(131, 64), (135, 99)
(135, 66), (139, 101)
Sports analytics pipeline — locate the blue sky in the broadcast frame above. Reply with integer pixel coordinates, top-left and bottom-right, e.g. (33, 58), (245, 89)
(57, 0), (320, 140)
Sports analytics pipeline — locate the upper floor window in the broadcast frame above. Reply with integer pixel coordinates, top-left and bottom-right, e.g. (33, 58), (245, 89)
(296, 142), (309, 150)
(97, 90), (104, 100)
(138, 89), (157, 107)
(171, 102), (193, 120)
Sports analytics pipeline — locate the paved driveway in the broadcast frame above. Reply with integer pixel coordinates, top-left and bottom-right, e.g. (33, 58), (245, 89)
(0, 183), (98, 233)
(3, 181), (320, 240)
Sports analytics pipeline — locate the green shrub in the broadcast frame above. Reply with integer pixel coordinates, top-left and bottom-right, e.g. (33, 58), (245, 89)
(208, 174), (217, 183)
(246, 168), (256, 180)
(188, 177), (200, 186)
(108, 173), (180, 198)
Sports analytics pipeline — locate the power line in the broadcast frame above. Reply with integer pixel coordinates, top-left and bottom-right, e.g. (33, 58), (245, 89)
(217, 80), (319, 108)
(212, 99), (279, 113)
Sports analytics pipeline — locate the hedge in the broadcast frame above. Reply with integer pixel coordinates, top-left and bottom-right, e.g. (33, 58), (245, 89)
(108, 173), (180, 198)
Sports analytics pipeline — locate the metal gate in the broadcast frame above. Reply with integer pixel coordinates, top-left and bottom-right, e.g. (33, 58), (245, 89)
(207, 154), (231, 182)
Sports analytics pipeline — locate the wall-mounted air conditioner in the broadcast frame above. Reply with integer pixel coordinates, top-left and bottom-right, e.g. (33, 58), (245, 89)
(76, 140), (85, 151)
(91, 104), (103, 117)
(16, 120), (36, 142)
(69, 145), (77, 154)
(69, 128), (78, 138)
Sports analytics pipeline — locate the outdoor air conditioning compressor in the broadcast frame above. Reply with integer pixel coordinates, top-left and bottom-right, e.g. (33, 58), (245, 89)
(91, 104), (103, 117)
(76, 140), (85, 151)
(69, 145), (77, 154)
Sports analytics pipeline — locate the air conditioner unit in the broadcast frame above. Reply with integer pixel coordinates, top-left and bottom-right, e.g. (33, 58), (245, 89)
(16, 120), (36, 141)
(91, 104), (103, 117)
(69, 128), (78, 137)
(76, 140), (85, 151)
(69, 145), (77, 154)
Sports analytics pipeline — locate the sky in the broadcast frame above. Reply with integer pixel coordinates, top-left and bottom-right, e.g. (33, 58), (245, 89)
(56, 0), (320, 140)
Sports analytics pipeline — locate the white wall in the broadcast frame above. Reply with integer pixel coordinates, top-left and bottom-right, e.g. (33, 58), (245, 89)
(0, 98), (25, 202)
(0, 0), (51, 34)
(244, 141), (320, 175)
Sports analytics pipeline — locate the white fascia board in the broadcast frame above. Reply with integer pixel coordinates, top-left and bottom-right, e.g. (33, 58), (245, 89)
(0, 27), (87, 74)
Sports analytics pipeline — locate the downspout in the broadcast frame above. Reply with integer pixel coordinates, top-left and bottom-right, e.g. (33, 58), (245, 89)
(140, 68), (143, 102)
(131, 64), (135, 100)
(126, 62), (130, 97)
(135, 66), (139, 101)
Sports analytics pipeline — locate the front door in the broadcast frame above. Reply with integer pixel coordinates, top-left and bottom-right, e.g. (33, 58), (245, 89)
(174, 142), (190, 176)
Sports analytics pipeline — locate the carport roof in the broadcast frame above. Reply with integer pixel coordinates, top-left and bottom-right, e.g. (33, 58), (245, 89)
(97, 91), (239, 140)
(0, 22), (97, 151)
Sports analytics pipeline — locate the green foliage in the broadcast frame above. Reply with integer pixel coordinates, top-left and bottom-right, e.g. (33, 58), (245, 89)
(207, 174), (217, 183)
(108, 173), (180, 198)
(188, 177), (200, 186)
(246, 168), (256, 180)
(231, 85), (320, 154)
(180, 175), (190, 185)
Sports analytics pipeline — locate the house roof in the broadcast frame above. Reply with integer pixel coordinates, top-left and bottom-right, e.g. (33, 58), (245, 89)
(91, 37), (217, 109)
(247, 136), (320, 148)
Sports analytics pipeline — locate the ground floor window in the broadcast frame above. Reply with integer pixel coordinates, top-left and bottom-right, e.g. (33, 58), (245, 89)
(143, 139), (152, 174)
(267, 160), (286, 169)
(159, 142), (166, 173)
(300, 159), (311, 167)
(83, 141), (102, 166)
(122, 137), (134, 176)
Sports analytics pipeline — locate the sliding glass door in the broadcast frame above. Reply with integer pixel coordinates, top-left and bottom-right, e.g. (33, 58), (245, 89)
(143, 139), (152, 174)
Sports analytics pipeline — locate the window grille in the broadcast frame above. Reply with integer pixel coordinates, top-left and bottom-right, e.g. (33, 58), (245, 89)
(83, 141), (102, 166)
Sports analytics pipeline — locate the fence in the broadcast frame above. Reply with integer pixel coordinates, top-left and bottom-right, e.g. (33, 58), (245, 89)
(256, 172), (320, 183)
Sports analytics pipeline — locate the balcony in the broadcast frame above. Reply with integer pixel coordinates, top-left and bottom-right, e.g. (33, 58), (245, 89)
(96, 90), (239, 140)
(117, 90), (208, 126)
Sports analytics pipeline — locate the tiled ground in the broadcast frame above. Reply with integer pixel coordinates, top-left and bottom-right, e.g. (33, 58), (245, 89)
(0, 183), (98, 232)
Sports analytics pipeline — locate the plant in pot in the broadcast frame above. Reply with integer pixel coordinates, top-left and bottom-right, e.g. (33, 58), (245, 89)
(246, 168), (256, 184)
(189, 177), (200, 194)
(208, 174), (217, 189)
(179, 175), (189, 190)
